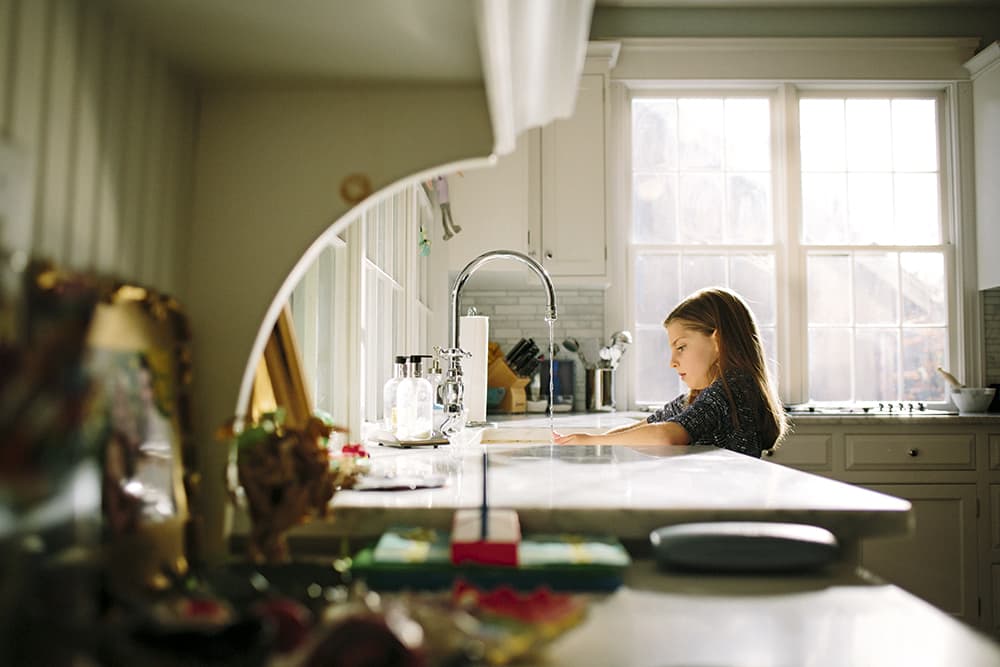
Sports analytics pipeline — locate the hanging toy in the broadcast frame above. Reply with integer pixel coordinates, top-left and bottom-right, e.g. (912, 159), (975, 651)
(418, 223), (431, 257)
(433, 176), (462, 241)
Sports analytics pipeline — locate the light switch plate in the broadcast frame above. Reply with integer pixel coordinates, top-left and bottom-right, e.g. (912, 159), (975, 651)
(0, 141), (35, 255)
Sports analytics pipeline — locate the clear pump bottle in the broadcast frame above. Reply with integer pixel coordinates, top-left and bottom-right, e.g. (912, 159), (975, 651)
(396, 354), (433, 440)
(382, 355), (408, 433)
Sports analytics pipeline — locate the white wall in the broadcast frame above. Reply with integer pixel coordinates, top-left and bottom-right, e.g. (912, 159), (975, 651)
(0, 0), (196, 293)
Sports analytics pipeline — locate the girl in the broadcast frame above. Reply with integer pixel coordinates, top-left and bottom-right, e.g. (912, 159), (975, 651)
(554, 288), (787, 458)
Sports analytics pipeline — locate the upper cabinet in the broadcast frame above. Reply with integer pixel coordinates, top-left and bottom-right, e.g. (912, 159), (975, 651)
(966, 42), (1000, 290)
(447, 44), (619, 280)
(445, 130), (539, 268)
(540, 73), (607, 277)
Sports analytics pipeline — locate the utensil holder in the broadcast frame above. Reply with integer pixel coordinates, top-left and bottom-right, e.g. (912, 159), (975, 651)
(586, 368), (616, 412)
(487, 357), (530, 413)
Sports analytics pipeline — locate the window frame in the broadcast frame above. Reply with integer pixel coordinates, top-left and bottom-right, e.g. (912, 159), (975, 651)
(291, 182), (439, 435)
(620, 81), (973, 409)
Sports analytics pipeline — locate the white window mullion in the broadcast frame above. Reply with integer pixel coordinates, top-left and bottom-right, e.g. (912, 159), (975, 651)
(779, 83), (807, 404)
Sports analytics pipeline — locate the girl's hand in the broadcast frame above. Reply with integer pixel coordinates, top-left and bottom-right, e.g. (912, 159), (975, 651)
(553, 432), (594, 445)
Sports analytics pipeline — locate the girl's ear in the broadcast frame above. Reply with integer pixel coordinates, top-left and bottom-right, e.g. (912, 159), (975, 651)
(710, 329), (721, 353)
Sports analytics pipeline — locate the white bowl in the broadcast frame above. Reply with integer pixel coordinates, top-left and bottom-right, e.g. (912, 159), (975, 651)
(951, 388), (996, 414)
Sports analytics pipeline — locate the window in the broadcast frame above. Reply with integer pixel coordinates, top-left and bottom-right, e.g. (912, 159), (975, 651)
(629, 87), (954, 406)
(291, 182), (437, 433)
(290, 235), (349, 424)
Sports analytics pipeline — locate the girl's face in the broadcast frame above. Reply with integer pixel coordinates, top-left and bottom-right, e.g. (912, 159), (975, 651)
(666, 322), (720, 390)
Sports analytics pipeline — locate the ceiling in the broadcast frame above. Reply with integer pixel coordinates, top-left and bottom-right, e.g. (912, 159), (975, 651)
(596, 0), (986, 5)
(101, 0), (483, 83)
(102, 0), (994, 83)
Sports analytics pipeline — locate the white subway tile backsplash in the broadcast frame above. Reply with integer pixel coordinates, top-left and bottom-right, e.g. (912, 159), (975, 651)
(461, 287), (607, 357)
(984, 287), (1000, 384)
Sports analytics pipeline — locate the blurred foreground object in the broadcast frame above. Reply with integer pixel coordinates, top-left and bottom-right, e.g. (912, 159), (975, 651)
(222, 409), (364, 564)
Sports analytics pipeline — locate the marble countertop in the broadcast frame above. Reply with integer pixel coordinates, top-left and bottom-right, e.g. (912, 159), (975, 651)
(315, 440), (912, 545)
(539, 561), (1000, 667)
(483, 410), (1000, 442)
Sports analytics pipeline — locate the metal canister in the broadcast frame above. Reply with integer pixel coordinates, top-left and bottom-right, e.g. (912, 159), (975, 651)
(587, 368), (616, 412)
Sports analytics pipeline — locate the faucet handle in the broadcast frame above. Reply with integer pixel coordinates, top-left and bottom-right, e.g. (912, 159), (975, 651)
(439, 347), (471, 363)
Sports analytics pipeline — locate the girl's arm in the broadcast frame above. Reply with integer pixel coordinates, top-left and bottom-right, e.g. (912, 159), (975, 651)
(554, 420), (690, 446)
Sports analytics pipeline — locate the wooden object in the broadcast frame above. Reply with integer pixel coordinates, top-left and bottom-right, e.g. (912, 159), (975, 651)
(487, 357), (530, 413)
(251, 305), (312, 428)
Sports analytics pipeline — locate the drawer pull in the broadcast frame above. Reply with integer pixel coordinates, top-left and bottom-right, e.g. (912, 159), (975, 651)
(907, 448), (919, 457)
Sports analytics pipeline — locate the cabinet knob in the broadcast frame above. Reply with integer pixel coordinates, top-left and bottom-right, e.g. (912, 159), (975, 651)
(907, 448), (919, 457)
(764, 449), (774, 457)
(545, 251), (553, 260)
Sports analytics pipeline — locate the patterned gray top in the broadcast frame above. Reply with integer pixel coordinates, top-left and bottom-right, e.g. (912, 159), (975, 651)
(646, 370), (769, 458)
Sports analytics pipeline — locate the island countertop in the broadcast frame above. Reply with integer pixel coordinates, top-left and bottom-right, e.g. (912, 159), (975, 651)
(315, 439), (912, 549)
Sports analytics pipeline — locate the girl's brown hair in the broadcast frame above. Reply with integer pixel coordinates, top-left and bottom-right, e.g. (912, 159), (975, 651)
(665, 287), (788, 449)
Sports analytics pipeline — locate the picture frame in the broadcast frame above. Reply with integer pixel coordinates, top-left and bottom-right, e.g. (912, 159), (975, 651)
(85, 282), (195, 590)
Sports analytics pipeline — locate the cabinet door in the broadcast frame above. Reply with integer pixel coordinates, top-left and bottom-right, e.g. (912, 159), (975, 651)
(860, 484), (979, 625)
(540, 73), (606, 276)
(446, 131), (538, 273)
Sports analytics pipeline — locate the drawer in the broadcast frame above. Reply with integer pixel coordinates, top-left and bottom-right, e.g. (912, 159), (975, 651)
(991, 435), (1000, 470)
(763, 434), (832, 470)
(845, 434), (976, 470)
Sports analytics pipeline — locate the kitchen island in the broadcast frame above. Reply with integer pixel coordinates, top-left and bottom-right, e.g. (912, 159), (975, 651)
(325, 441), (912, 561)
(252, 423), (1000, 665)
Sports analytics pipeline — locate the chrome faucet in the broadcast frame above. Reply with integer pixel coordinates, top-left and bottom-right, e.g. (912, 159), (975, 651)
(439, 250), (557, 435)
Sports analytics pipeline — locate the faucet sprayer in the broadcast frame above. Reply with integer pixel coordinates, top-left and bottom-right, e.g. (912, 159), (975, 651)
(439, 250), (557, 436)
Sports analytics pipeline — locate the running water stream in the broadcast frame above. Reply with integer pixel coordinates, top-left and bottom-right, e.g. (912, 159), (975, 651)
(548, 320), (555, 446)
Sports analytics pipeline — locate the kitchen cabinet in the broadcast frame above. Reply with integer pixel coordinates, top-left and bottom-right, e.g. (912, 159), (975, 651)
(448, 46), (617, 280)
(765, 418), (1000, 636)
(860, 484), (979, 624)
(446, 131), (537, 269)
(965, 42), (1000, 290)
(538, 73), (607, 277)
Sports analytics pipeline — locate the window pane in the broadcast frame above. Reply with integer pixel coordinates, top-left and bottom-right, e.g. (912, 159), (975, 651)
(678, 99), (723, 170)
(847, 173), (894, 244)
(760, 326), (778, 387)
(809, 328), (851, 401)
(800, 99), (845, 171)
(902, 327), (946, 401)
(901, 253), (946, 325)
(633, 99), (677, 171)
(894, 173), (940, 244)
(725, 98), (770, 171)
(679, 173), (723, 243)
(855, 329), (898, 401)
(846, 99), (892, 172)
(802, 173), (848, 244)
(727, 173), (771, 243)
(801, 96), (941, 248)
(365, 210), (377, 263)
(807, 255), (851, 325)
(681, 255), (726, 296)
(635, 254), (680, 325)
(633, 174), (676, 243)
(893, 99), (938, 172)
(635, 327), (673, 405)
(730, 255), (775, 326)
(854, 253), (899, 326)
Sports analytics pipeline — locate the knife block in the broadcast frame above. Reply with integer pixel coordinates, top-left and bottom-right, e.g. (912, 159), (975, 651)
(487, 357), (530, 413)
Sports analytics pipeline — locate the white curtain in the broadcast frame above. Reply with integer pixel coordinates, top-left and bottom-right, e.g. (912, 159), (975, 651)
(475, 0), (594, 156)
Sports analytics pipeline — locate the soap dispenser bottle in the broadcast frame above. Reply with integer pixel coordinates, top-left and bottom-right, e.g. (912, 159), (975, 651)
(396, 354), (433, 440)
(383, 355), (408, 433)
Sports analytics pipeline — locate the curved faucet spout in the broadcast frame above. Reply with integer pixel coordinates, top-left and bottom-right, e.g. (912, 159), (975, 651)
(450, 250), (557, 349)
